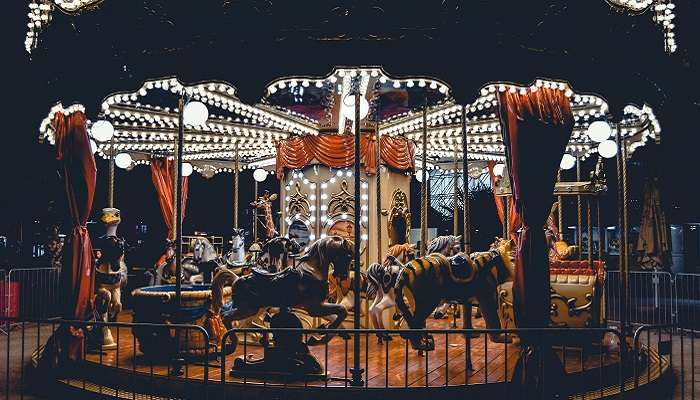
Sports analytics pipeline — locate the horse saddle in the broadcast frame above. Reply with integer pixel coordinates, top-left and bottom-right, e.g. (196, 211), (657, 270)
(447, 254), (478, 284)
(251, 266), (300, 281)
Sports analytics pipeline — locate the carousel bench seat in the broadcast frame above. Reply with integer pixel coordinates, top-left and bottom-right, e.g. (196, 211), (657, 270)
(498, 260), (606, 331)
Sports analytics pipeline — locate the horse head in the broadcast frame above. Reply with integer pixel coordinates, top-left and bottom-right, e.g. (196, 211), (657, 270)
(231, 229), (246, 250)
(193, 237), (218, 263)
(299, 236), (353, 280)
(490, 237), (516, 283)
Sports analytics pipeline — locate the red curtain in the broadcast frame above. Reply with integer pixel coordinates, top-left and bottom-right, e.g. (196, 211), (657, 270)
(487, 161), (522, 240)
(498, 87), (574, 395)
(276, 134), (414, 178)
(150, 158), (189, 240)
(54, 110), (97, 361)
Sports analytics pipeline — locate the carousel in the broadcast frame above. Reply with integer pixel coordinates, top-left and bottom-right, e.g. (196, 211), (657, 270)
(39, 67), (664, 399)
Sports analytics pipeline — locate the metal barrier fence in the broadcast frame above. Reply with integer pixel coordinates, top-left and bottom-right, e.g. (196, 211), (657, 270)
(1, 268), (61, 322)
(605, 270), (675, 326)
(675, 274), (700, 332)
(0, 317), (209, 400)
(633, 324), (697, 400)
(0, 318), (632, 400)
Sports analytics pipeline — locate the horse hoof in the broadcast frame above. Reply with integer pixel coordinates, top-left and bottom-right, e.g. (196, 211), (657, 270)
(392, 312), (402, 322)
(433, 311), (446, 320)
(306, 336), (321, 346)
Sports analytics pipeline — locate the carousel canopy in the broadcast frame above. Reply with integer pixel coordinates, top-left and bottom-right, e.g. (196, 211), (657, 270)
(38, 68), (661, 177)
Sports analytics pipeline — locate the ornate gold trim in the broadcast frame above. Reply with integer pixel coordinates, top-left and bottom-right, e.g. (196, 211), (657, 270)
(327, 180), (354, 219)
(382, 188), (411, 246)
(288, 182), (311, 219)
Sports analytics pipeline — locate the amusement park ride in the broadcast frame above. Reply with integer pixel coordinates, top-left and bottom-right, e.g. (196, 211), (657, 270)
(38, 66), (663, 398)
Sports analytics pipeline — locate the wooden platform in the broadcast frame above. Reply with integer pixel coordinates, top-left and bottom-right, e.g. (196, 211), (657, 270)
(81, 312), (621, 390)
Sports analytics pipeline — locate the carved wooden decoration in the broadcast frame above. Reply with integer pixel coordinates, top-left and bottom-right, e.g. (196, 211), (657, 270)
(287, 182), (311, 219)
(382, 188), (411, 246)
(327, 179), (355, 219)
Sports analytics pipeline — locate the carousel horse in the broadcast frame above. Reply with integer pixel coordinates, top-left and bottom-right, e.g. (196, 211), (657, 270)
(385, 242), (417, 264)
(224, 228), (247, 267)
(367, 255), (404, 342)
(251, 191), (279, 240)
(211, 236), (353, 347)
(255, 236), (302, 273)
(94, 208), (128, 350)
(426, 235), (462, 319)
(148, 240), (198, 285)
(394, 238), (515, 355)
(187, 237), (225, 284)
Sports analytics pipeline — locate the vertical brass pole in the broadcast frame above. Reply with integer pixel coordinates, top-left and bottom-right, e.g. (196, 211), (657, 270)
(108, 135), (115, 208)
(557, 169), (563, 238)
(587, 198), (593, 266)
(577, 160), (583, 260)
(461, 106), (470, 254)
(376, 117), (382, 264)
(420, 103), (428, 256)
(503, 196), (509, 239)
(253, 180), (258, 242)
(175, 95), (185, 309)
(597, 198), (603, 260)
(453, 144), (459, 236)
(621, 133), (630, 330)
(233, 143), (239, 229)
(350, 89), (364, 386)
(616, 125), (628, 333)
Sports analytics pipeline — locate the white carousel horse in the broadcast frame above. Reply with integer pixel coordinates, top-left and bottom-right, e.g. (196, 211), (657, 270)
(224, 228), (247, 266)
(187, 237), (223, 284)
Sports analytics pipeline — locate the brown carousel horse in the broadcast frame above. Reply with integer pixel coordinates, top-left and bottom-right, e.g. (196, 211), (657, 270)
(211, 236), (354, 345)
(395, 238), (515, 358)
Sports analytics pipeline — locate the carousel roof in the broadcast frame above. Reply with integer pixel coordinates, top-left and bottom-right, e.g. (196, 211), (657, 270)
(39, 68), (661, 176)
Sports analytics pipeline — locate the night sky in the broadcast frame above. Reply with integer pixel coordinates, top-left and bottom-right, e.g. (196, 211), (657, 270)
(3, 1), (700, 265)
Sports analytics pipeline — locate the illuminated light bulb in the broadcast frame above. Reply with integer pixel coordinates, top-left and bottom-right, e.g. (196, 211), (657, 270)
(91, 120), (114, 142)
(183, 101), (209, 126)
(493, 163), (505, 177)
(560, 154), (576, 170)
(114, 153), (133, 169)
(597, 140), (618, 159)
(182, 162), (193, 177)
(586, 121), (612, 143)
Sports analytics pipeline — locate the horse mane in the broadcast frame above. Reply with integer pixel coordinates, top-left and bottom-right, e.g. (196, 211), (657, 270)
(427, 235), (461, 255)
(298, 236), (352, 275)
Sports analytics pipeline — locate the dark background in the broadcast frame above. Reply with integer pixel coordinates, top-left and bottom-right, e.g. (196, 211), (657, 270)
(2, 1), (699, 267)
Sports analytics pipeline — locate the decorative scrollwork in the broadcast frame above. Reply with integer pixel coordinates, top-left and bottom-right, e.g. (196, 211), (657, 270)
(381, 189), (411, 246)
(287, 182), (311, 219)
(327, 180), (354, 219)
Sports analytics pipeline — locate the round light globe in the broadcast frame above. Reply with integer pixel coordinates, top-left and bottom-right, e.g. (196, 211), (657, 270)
(91, 120), (114, 142)
(586, 121), (612, 143)
(493, 163), (506, 177)
(182, 162), (193, 177)
(114, 153), (133, 169)
(183, 101), (209, 126)
(598, 140), (618, 159)
(416, 169), (430, 182)
(342, 96), (370, 121)
(560, 153), (576, 170)
(253, 168), (268, 182)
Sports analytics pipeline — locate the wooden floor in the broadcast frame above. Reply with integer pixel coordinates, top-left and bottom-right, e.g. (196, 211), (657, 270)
(83, 312), (620, 389)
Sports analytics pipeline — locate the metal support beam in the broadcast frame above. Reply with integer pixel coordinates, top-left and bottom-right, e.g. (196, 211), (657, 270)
(350, 89), (364, 387)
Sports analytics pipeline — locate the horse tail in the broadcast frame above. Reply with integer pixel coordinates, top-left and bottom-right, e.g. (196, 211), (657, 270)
(211, 268), (239, 312)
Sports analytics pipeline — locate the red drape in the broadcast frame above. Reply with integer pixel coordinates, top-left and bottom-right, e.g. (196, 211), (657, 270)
(498, 87), (574, 396)
(150, 158), (189, 240)
(276, 134), (414, 178)
(487, 161), (521, 240)
(54, 110), (97, 361)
